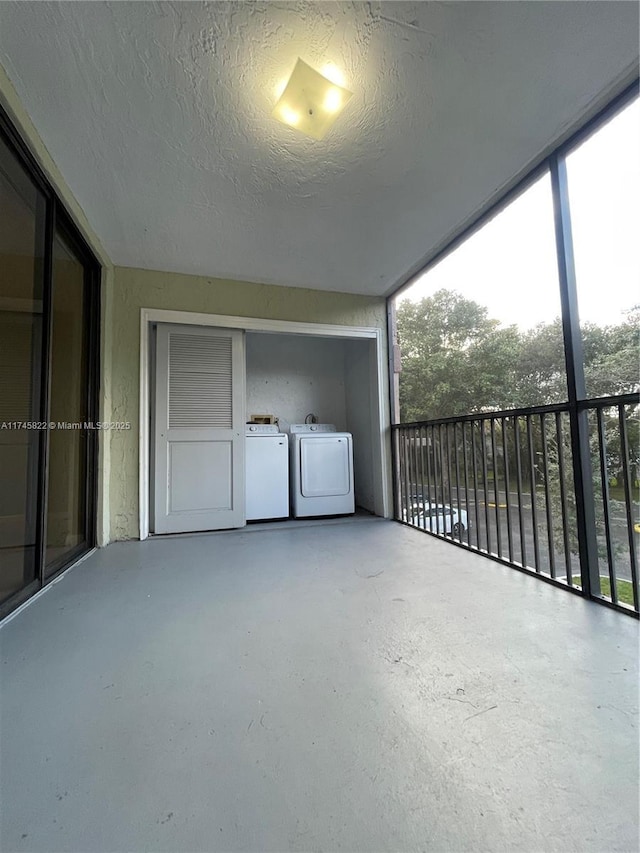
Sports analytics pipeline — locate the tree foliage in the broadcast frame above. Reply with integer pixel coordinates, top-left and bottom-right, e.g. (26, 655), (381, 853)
(397, 291), (639, 565)
(397, 290), (639, 421)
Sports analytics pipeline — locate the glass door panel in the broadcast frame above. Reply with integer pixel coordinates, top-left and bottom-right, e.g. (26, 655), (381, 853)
(0, 135), (46, 602)
(45, 232), (88, 573)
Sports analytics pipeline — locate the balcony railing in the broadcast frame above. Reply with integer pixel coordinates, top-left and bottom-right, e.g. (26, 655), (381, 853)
(392, 393), (639, 616)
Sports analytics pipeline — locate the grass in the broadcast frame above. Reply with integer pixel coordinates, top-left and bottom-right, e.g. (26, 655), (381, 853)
(572, 576), (637, 606)
(607, 484), (640, 504)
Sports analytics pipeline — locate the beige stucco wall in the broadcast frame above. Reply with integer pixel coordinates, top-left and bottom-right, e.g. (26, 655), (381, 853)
(109, 267), (388, 541)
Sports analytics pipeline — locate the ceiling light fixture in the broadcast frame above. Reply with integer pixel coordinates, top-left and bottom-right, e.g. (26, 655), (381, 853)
(272, 58), (353, 140)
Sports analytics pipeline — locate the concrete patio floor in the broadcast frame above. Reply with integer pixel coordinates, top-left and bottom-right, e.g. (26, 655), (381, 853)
(1, 517), (638, 852)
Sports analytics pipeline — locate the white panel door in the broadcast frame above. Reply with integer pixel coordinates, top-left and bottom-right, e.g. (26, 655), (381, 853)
(300, 436), (351, 497)
(154, 324), (245, 533)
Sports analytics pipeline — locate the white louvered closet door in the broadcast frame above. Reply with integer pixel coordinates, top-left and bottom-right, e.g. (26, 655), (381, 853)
(154, 324), (245, 534)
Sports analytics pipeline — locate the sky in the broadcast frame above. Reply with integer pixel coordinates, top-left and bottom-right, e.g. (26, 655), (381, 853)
(398, 97), (639, 331)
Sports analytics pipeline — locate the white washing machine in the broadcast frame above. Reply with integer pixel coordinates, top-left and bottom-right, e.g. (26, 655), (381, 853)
(245, 424), (289, 521)
(289, 424), (355, 518)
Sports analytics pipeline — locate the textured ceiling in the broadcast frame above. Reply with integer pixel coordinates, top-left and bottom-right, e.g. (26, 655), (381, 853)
(0, 1), (638, 296)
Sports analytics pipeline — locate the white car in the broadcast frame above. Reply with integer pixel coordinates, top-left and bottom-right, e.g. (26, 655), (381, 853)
(402, 502), (468, 536)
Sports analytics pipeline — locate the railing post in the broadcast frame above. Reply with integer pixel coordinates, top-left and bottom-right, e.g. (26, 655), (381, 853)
(550, 154), (600, 599)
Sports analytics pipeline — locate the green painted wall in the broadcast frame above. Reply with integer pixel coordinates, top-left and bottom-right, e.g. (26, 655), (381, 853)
(109, 266), (388, 541)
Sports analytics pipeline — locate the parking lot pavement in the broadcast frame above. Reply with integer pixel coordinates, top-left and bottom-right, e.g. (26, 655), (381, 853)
(403, 485), (637, 584)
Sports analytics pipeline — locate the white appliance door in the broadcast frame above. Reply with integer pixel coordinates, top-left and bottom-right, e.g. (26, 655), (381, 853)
(300, 436), (350, 497)
(246, 436), (289, 520)
(154, 324), (245, 534)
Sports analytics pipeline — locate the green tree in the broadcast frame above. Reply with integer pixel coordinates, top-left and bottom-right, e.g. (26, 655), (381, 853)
(397, 290), (520, 421)
(514, 319), (566, 406)
(397, 292), (639, 421)
(583, 307), (640, 398)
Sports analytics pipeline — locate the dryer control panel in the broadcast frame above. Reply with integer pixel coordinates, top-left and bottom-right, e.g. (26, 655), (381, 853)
(289, 424), (336, 434)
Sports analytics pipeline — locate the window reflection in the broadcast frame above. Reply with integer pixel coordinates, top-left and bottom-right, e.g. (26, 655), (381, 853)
(45, 232), (88, 571)
(0, 136), (45, 602)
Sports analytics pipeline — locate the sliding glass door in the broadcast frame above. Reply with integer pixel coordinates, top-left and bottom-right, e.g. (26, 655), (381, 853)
(0, 107), (99, 617)
(45, 230), (91, 575)
(0, 133), (46, 604)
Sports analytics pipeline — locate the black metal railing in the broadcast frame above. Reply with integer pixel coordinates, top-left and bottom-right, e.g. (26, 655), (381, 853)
(393, 393), (639, 616)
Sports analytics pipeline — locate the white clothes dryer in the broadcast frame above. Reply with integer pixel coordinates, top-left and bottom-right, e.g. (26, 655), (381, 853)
(289, 424), (354, 518)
